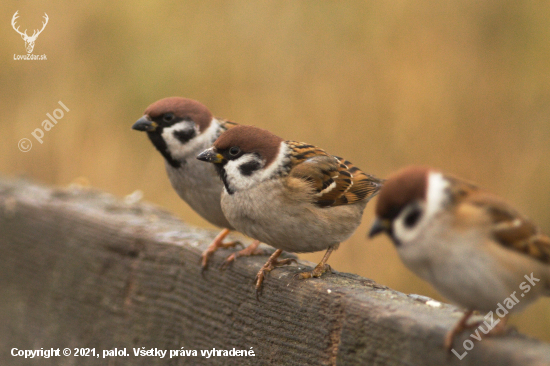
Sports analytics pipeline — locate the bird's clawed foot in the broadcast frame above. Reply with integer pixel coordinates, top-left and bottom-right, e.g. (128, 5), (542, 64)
(487, 315), (510, 336)
(200, 228), (242, 271)
(220, 240), (265, 270)
(444, 310), (475, 352)
(294, 263), (332, 279)
(293, 246), (335, 280)
(255, 249), (296, 298)
(444, 311), (510, 352)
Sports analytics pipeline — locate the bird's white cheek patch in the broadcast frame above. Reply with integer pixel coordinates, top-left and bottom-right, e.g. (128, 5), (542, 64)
(224, 155), (265, 191)
(161, 121), (197, 158)
(222, 142), (289, 193)
(161, 119), (219, 160)
(394, 203), (427, 244)
(257, 142), (289, 182)
(393, 172), (449, 246)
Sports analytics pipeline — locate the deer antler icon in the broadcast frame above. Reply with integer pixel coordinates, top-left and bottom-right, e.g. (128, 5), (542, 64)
(12, 11), (49, 54)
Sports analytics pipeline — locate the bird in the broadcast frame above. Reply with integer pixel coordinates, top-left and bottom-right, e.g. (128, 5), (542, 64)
(132, 97), (262, 270)
(196, 125), (384, 293)
(368, 165), (550, 351)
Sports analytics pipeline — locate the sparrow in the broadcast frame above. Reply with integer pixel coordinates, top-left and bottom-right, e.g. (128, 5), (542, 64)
(196, 125), (384, 293)
(132, 97), (261, 270)
(368, 166), (550, 351)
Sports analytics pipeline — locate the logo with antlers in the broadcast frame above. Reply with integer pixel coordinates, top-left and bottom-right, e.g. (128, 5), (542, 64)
(12, 11), (49, 54)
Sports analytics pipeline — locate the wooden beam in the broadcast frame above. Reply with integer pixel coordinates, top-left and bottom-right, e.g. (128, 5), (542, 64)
(0, 177), (549, 365)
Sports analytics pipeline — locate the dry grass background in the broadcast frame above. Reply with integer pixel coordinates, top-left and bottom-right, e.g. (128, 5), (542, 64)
(2, 1), (549, 341)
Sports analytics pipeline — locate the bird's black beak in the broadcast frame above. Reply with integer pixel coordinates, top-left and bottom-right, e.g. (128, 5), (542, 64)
(197, 148), (224, 164)
(132, 116), (158, 132)
(368, 218), (391, 238)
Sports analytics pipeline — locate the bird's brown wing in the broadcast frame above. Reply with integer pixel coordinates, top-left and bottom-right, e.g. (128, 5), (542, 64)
(287, 141), (384, 208)
(455, 180), (550, 265)
(219, 119), (238, 131)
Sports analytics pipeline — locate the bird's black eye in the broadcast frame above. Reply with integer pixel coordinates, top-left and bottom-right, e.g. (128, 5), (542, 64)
(162, 113), (175, 123)
(229, 146), (241, 156)
(404, 206), (422, 228)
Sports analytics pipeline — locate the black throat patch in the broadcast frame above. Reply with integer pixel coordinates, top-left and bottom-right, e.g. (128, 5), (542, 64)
(213, 163), (234, 195)
(147, 131), (181, 168)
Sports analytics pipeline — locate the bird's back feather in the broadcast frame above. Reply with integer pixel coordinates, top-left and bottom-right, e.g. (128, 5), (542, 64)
(449, 175), (550, 265)
(286, 141), (383, 208)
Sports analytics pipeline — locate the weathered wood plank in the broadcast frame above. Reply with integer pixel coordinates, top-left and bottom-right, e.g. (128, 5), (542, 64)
(0, 177), (549, 365)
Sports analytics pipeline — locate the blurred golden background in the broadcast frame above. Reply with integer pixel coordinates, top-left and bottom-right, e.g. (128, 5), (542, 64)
(2, 1), (549, 341)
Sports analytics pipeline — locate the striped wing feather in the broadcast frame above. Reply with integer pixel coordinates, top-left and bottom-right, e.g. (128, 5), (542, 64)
(219, 119), (238, 131)
(451, 176), (550, 264)
(287, 141), (384, 208)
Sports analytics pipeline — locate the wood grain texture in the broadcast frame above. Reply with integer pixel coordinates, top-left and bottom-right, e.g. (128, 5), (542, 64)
(0, 177), (549, 366)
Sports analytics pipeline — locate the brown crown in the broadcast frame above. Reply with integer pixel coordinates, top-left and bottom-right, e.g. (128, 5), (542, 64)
(376, 166), (431, 220)
(214, 125), (284, 166)
(144, 97), (213, 132)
